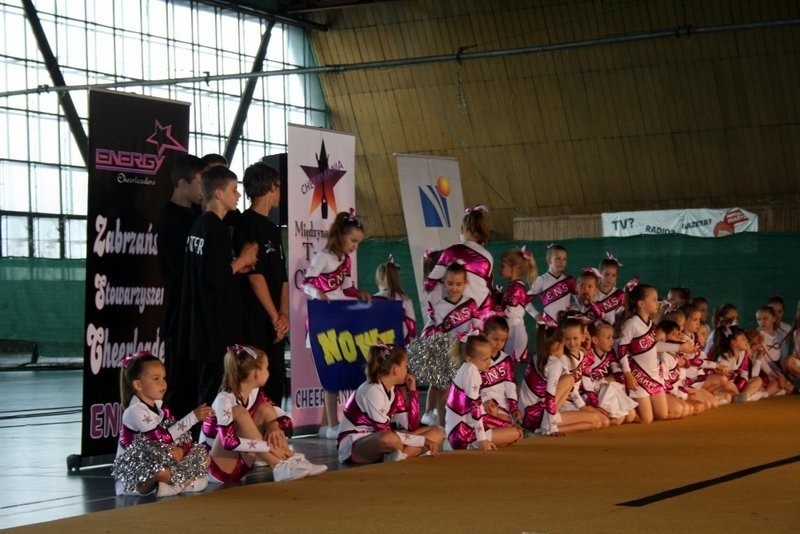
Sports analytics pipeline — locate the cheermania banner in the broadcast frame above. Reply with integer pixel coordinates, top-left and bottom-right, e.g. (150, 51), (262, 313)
(601, 207), (758, 238)
(395, 154), (464, 306)
(287, 124), (356, 431)
(80, 90), (189, 462)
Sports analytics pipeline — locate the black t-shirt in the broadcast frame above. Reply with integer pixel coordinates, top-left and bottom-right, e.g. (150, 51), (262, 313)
(234, 208), (288, 348)
(178, 211), (243, 362)
(155, 201), (201, 337)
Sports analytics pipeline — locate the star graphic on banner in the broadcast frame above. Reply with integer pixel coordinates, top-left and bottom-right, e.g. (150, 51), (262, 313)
(146, 119), (187, 156)
(300, 140), (346, 218)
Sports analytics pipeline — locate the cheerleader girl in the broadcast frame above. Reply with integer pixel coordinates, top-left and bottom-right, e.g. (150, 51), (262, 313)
(337, 343), (444, 463)
(303, 210), (371, 439)
(200, 345), (327, 482)
(113, 352), (212, 497)
(560, 318), (610, 428)
(424, 205), (494, 319)
(480, 316), (521, 424)
(498, 246), (537, 361)
(581, 322), (637, 425)
(713, 327), (764, 402)
(783, 301), (800, 382)
(519, 323), (606, 435)
(705, 303), (739, 356)
(755, 306), (795, 395)
(444, 331), (523, 450)
(419, 262), (482, 426)
(526, 244), (576, 327)
(618, 284), (692, 424)
(679, 305), (731, 408)
(656, 320), (699, 419)
(595, 252), (627, 325)
(373, 254), (417, 346)
(566, 268), (605, 323)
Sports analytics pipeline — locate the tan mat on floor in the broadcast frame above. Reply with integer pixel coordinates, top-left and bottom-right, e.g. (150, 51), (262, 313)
(10, 396), (800, 533)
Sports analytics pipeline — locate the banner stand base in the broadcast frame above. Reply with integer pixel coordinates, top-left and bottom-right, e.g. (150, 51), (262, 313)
(67, 453), (115, 473)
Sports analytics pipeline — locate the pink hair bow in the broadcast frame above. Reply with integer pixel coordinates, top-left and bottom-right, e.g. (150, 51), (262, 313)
(464, 204), (488, 214)
(520, 245), (533, 261)
(228, 344), (257, 359)
(456, 329), (481, 342)
(624, 277), (639, 291)
(582, 266), (602, 278)
(605, 251), (623, 267)
(386, 254), (398, 266)
(346, 208), (358, 221)
(121, 350), (152, 368)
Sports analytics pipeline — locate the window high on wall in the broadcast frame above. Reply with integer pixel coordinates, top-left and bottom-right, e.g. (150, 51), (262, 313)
(0, 0), (328, 258)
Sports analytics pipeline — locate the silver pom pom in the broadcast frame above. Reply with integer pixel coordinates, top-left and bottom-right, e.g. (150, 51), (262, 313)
(407, 333), (458, 389)
(112, 434), (209, 493)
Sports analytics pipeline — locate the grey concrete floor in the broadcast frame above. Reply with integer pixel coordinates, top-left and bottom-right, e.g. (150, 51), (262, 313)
(0, 369), (343, 530)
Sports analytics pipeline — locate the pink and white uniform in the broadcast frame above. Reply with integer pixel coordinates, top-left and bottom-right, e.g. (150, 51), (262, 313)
(373, 289), (417, 346)
(336, 381), (424, 463)
(518, 354), (579, 435)
(115, 396), (200, 495)
(526, 272), (577, 326)
(303, 249), (360, 300)
(618, 316), (680, 398)
(200, 389), (291, 483)
(681, 333), (719, 389)
(580, 346), (637, 418)
(594, 287), (626, 325)
(445, 361), (491, 449)
(716, 350), (755, 392)
(424, 240), (494, 318)
(501, 280), (531, 361)
(421, 295), (482, 338)
(480, 349), (519, 424)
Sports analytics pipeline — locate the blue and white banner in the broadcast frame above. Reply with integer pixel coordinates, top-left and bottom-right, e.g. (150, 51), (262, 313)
(307, 300), (403, 391)
(602, 207), (758, 238)
(395, 154), (464, 304)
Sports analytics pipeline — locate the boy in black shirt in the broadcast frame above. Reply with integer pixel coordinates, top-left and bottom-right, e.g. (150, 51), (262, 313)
(234, 162), (289, 407)
(156, 154), (205, 416)
(178, 166), (258, 406)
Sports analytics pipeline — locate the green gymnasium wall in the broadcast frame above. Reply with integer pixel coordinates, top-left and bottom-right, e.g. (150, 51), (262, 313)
(1, 233), (797, 357)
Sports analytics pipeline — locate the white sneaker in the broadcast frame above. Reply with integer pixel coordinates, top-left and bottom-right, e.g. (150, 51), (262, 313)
(420, 410), (438, 426)
(292, 453), (328, 476)
(384, 449), (407, 462)
(325, 425), (339, 440)
(156, 482), (183, 497)
(318, 425), (330, 438)
(272, 456), (311, 482)
(182, 476), (208, 493)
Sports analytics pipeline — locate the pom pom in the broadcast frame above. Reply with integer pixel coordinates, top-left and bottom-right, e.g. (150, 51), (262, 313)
(407, 333), (458, 389)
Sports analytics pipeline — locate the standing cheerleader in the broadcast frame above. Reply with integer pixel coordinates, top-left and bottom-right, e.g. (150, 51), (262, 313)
(526, 244), (576, 327)
(417, 262), (482, 426)
(480, 316), (521, 425)
(519, 324), (606, 435)
(113, 352), (213, 497)
(566, 268), (605, 323)
(373, 255), (417, 346)
(618, 284), (692, 424)
(337, 343), (444, 463)
(200, 345), (327, 482)
(444, 331), (523, 450)
(595, 252), (627, 326)
(498, 246), (537, 361)
(303, 210), (371, 439)
(424, 205), (495, 319)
